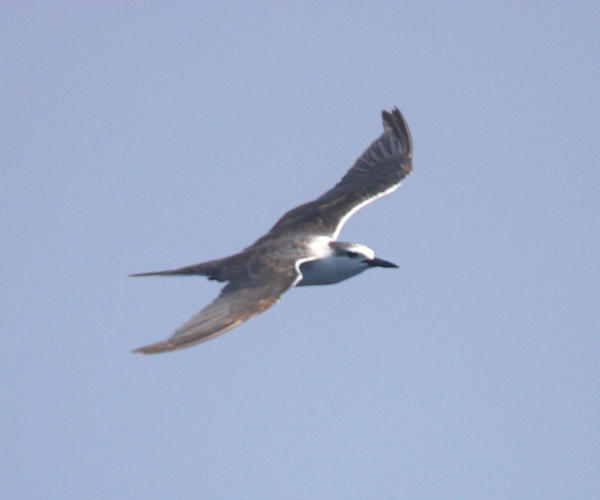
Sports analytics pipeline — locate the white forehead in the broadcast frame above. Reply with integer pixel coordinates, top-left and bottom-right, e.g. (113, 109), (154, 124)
(345, 243), (375, 259)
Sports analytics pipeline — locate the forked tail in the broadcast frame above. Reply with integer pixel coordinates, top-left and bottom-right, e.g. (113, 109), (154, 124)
(129, 257), (229, 281)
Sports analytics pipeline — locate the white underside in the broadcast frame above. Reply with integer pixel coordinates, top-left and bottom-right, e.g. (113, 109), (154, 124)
(295, 255), (369, 286)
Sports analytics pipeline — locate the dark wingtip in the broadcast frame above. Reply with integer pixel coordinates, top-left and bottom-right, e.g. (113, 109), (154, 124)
(132, 340), (178, 354)
(382, 107), (413, 160)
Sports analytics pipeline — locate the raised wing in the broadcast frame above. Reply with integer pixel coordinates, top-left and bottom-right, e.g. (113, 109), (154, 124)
(267, 107), (412, 239)
(132, 270), (297, 354)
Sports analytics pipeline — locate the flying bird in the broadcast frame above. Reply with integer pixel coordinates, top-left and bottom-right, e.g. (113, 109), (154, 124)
(131, 107), (412, 353)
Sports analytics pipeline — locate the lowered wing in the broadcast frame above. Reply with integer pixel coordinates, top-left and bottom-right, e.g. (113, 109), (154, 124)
(133, 268), (298, 354)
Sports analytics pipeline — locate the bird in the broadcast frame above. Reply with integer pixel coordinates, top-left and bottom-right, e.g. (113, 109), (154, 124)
(130, 107), (412, 354)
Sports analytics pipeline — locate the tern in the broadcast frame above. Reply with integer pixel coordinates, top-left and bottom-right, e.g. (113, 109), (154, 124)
(131, 107), (412, 353)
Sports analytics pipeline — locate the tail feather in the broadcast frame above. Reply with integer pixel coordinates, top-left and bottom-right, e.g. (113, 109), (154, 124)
(129, 258), (229, 280)
(129, 265), (201, 277)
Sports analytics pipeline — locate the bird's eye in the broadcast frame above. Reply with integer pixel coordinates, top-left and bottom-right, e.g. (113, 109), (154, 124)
(344, 251), (359, 258)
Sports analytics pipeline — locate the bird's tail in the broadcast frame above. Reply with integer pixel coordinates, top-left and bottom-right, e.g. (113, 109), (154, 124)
(129, 256), (231, 281)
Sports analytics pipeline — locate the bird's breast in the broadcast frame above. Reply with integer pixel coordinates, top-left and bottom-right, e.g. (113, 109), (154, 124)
(296, 255), (367, 286)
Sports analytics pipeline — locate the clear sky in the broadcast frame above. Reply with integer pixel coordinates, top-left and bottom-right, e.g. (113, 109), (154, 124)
(3, 2), (599, 499)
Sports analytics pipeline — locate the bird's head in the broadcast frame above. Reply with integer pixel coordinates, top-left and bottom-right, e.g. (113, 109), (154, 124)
(331, 242), (398, 269)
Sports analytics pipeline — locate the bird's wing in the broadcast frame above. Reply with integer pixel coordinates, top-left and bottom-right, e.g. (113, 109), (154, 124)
(132, 262), (300, 354)
(267, 107), (412, 239)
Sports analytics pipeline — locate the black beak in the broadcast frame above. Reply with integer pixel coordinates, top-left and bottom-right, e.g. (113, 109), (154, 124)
(367, 257), (399, 268)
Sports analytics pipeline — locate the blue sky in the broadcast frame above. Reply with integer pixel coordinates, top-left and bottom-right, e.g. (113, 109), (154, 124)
(3, 2), (599, 499)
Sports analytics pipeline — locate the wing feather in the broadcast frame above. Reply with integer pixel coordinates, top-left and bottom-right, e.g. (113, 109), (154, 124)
(265, 107), (412, 239)
(133, 276), (296, 354)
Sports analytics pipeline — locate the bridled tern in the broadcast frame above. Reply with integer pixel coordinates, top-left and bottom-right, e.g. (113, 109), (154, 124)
(130, 107), (412, 353)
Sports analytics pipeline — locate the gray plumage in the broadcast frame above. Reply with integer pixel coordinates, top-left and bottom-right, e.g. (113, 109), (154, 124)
(130, 107), (412, 354)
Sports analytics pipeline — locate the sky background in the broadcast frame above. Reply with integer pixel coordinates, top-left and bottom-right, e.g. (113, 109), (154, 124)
(2, 2), (599, 499)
